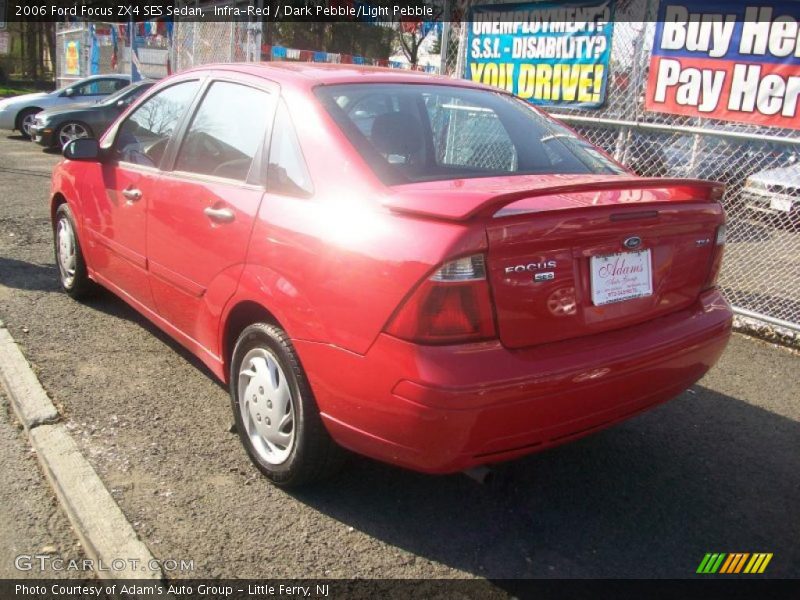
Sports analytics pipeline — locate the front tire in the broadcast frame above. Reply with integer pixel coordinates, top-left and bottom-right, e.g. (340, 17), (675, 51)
(17, 108), (40, 139)
(230, 323), (345, 487)
(56, 121), (92, 149)
(54, 204), (94, 299)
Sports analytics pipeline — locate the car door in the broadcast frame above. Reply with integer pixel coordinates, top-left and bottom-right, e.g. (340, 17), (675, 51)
(81, 78), (202, 311)
(146, 75), (277, 354)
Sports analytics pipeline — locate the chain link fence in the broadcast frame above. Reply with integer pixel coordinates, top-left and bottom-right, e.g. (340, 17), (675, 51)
(55, 22), (170, 88)
(173, 21), (257, 71)
(443, 0), (800, 334)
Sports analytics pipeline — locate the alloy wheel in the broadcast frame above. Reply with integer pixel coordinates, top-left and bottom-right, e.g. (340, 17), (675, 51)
(21, 113), (38, 137)
(58, 123), (89, 148)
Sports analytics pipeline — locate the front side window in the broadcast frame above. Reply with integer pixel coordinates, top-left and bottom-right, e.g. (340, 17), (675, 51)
(115, 80), (200, 168)
(75, 78), (126, 96)
(174, 81), (272, 182)
(315, 83), (625, 185)
(266, 101), (313, 197)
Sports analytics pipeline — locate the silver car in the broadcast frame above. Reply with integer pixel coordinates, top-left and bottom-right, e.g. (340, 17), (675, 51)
(743, 162), (800, 220)
(0, 74), (130, 138)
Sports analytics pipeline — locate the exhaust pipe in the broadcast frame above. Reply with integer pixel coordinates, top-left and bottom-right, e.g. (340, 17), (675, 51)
(462, 466), (493, 485)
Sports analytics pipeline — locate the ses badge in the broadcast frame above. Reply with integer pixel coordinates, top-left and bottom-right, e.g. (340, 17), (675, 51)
(505, 260), (557, 282)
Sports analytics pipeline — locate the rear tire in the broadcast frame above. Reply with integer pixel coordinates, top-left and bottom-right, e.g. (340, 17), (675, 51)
(230, 323), (345, 487)
(53, 204), (95, 299)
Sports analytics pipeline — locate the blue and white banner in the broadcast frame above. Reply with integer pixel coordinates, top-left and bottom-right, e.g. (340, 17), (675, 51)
(467, 1), (615, 108)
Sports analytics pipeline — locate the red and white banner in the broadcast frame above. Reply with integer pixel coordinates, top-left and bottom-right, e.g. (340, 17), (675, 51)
(646, 2), (800, 130)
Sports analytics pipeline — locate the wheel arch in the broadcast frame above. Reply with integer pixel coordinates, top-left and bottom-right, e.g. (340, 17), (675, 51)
(50, 192), (68, 230)
(221, 300), (282, 382)
(15, 106), (42, 130)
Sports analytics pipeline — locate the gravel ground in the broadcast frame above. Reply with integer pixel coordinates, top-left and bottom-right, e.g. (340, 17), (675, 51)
(0, 392), (85, 579)
(0, 134), (798, 584)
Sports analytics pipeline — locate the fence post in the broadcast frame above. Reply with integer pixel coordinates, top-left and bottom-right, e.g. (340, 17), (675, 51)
(454, 22), (467, 79)
(440, 22), (450, 75)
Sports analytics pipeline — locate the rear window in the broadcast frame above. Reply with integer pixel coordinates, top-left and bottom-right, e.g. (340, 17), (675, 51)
(315, 83), (624, 185)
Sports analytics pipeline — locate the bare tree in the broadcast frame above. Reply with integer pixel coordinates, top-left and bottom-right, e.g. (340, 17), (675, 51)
(394, 4), (443, 67)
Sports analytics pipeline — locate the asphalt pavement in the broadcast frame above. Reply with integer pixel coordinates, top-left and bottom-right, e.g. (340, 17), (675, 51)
(0, 391), (85, 579)
(0, 133), (798, 584)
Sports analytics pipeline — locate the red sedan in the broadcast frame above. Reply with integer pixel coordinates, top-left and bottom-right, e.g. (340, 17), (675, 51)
(50, 64), (731, 486)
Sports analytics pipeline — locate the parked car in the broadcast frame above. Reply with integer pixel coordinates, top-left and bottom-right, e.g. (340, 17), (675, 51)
(742, 162), (800, 220)
(31, 81), (155, 150)
(663, 135), (799, 191)
(0, 74), (129, 138)
(50, 64), (732, 487)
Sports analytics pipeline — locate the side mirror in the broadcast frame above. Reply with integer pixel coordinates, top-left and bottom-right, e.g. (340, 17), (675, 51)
(63, 138), (100, 161)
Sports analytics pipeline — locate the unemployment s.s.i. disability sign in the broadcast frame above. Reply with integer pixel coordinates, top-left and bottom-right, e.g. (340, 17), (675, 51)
(467, 1), (615, 108)
(646, 1), (800, 130)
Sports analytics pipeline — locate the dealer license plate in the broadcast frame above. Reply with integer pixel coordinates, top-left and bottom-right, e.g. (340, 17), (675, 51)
(770, 197), (793, 213)
(590, 250), (653, 306)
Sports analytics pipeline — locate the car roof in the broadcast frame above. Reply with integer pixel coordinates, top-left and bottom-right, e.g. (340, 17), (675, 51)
(80, 74), (130, 81)
(180, 62), (490, 93)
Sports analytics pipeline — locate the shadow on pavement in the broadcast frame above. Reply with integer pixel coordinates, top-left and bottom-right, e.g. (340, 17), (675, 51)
(0, 257), (59, 292)
(0, 256), (222, 387)
(294, 388), (799, 580)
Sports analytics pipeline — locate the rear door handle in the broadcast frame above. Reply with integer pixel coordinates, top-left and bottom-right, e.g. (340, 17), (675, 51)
(203, 206), (235, 224)
(122, 188), (142, 201)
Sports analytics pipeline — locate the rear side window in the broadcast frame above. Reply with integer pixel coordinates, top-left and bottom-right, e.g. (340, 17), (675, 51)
(266, 101), (313, 197)
(315, 83), (625, 185)
(115, 80), (200, 168)
(174, 81), (272, 182)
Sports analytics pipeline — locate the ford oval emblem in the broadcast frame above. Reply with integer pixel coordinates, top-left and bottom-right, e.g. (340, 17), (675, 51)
(623, 236), (642, 250)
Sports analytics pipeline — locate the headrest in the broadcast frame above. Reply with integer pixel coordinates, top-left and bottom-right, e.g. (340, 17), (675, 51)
(370, 112), (424, 158)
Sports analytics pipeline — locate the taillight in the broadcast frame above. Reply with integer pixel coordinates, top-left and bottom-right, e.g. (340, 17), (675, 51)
(703, 224), (726, 290)
(385, 254), (497, 344)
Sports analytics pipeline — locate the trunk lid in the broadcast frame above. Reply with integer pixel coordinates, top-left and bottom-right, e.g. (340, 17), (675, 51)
(385, 175), (725, 349)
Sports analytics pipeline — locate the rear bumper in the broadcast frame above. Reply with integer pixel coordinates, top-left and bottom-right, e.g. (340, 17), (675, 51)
(295, 289), (732, 473)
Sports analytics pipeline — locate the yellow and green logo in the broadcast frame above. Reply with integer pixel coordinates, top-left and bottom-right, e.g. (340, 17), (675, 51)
(697, 553), (773, 574)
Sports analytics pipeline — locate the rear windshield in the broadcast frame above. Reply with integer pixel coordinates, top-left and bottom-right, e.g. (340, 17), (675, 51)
(315, 83), (625, 185)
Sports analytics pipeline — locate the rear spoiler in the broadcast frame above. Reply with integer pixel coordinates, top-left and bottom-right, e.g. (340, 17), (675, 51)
(382, 177), (725, 221)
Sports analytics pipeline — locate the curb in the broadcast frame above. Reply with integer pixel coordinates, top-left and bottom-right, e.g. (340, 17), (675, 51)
(0, 324), (59, 429)
(0, 320), (163, 581)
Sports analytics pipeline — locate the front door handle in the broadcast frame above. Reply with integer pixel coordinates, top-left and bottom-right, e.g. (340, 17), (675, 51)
(203, 206), (235, 224)
(122, 188), (142, 202)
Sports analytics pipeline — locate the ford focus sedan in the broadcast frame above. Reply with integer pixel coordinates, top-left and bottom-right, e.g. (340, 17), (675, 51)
(50, 64), (732, 487)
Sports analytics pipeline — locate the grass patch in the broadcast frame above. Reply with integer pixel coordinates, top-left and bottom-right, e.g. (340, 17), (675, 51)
(0, 85), (36, 98)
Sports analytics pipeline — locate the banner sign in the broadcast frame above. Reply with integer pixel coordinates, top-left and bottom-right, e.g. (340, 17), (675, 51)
(64, 39), (80, 76)
(467, 1), (615, 108)
(646, 1), (800, 130)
